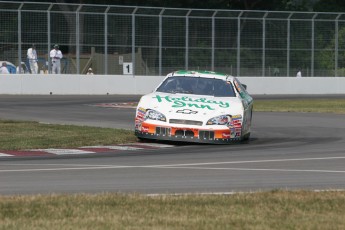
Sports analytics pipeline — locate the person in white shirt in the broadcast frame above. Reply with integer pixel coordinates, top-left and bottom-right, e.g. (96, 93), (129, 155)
(16, 66), (24, 74)
(296, 69), (302, 77)
(27, 44), (38, 74)
(86, 67), (94, 75)
(0, 62), (9, 74)
(50, 44), (63, 74)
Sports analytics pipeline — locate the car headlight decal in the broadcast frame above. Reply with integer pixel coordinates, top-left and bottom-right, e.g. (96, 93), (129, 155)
(206, 115), (231, 125)
(145, 109), (167, 122)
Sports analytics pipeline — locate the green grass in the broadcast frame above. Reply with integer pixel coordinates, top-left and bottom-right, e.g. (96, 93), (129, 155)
(254, 98), (345, 114)
(1, 191), (345, 229)
(0, 120), (137, 150)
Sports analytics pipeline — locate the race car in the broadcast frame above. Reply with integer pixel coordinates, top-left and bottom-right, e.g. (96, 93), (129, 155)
(134, 70), (253, 144)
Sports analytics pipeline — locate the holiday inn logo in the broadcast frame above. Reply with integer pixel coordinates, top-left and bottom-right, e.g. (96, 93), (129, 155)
(152, 94), (230, 110)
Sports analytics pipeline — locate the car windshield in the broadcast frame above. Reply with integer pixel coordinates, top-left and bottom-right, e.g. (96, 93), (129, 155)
(156, 76), (236, 97)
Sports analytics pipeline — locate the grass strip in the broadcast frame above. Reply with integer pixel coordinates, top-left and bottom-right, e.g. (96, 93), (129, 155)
(0, 120), (137, 150)
(1, 190), (345, 229)
(254, 98), (345, 114)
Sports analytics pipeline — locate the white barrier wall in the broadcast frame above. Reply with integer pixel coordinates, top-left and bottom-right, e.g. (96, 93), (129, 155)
(0, 74), (344, 95)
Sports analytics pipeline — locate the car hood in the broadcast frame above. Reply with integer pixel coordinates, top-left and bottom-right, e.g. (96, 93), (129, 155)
(138, 92), (244, 119)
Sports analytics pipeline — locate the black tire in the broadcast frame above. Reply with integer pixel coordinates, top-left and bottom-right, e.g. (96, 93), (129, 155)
(241, 132), (250, 141)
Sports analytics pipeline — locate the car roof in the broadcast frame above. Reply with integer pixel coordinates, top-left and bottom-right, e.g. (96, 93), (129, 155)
(168, 70), (235, 81)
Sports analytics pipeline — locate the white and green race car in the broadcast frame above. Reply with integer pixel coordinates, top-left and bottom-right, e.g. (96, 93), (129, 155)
(135, 70), (253, 144)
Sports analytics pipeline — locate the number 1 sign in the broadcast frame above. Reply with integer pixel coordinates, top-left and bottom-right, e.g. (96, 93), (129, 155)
(123, 62), (133, 75)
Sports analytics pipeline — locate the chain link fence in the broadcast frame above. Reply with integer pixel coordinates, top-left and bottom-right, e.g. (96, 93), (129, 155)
(1, 1), (345, 76)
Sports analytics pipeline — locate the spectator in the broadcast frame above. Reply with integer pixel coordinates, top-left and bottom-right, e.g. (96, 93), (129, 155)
(50, 44), (63, 74)
(16, 65), (24, 74)
(17, 62), (29, 74)
(27, 44), (38, 74)
(0, 62), (9, 74)
(273, 67), (280, 76)
(86, 67), (94, 75)
(296, 69), (302, 78)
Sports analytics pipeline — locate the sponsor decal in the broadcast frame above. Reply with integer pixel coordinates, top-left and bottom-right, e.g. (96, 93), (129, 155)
(231, 115), (242, 128)
(228, 115), (242, 138)
(138, 107), (146, 112)
(135, 107), (146, 129)
(176, 109), (198, 114)
(152, 95), (230, 110)
(232, 114), (242, 119)
(141, 126), (149, 132)
(135, 123), (141, 130)
(222, 133), (231, 138)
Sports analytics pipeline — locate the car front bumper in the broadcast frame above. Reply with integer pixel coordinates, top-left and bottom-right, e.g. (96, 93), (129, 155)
(135, 123), (242, 144)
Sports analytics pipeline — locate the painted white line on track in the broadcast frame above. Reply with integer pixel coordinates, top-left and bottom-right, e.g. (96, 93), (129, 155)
(1, 164), (345, 174)
(1, 155), (345, 173)
(0, 153), (13, 157)
(127, 143), (175, 148)
(140, 156), (345, 168)
(0, 165), (134, 173)
(153, 166), (345, 173)
(31, 149), (95, 155)
(0, 163), (118, 166)
(80, 146), (142, 150)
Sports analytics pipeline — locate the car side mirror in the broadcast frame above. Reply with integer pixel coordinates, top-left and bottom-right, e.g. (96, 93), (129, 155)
(242, 84), (247, 90)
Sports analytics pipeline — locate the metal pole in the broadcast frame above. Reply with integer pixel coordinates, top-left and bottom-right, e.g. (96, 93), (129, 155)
(237, 11), (243, 76)
(211, 11), (217, 71)
(335, 14), (341, 77)
(185, 10), (191, 70)
(76, 5), (82, 74)
(311, 13), (317, 77)
(47, 4), (53, 73)
(262, 12), (268, 77)
(104, 6), (110, 75)
(132, 7), (138, 77)
(287, 13), (292, 77)
(18, 3), (23, 73)
(159, 9), (165, 76)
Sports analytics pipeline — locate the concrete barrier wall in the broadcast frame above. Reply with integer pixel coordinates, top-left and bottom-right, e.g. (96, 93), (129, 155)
(0, 74), (344, 95)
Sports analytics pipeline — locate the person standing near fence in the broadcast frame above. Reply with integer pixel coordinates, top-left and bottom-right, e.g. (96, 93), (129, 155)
(27, 44), (38, 74)
(296, 69), (302, 78)
(50, 44), (63, 74)
(86, 67), (94, 75)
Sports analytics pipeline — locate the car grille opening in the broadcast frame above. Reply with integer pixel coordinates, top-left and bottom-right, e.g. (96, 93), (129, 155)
(199, 130), (215, 139)
(169, 119), (203, 126)
(175, 130), (195, 137)
(156, 127), (171, 135)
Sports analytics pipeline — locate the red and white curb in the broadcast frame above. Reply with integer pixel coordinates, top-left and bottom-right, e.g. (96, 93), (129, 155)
(0, 142), (174, 157)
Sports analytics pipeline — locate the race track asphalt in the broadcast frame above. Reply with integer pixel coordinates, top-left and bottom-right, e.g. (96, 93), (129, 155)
(0, 95), (344, 195)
